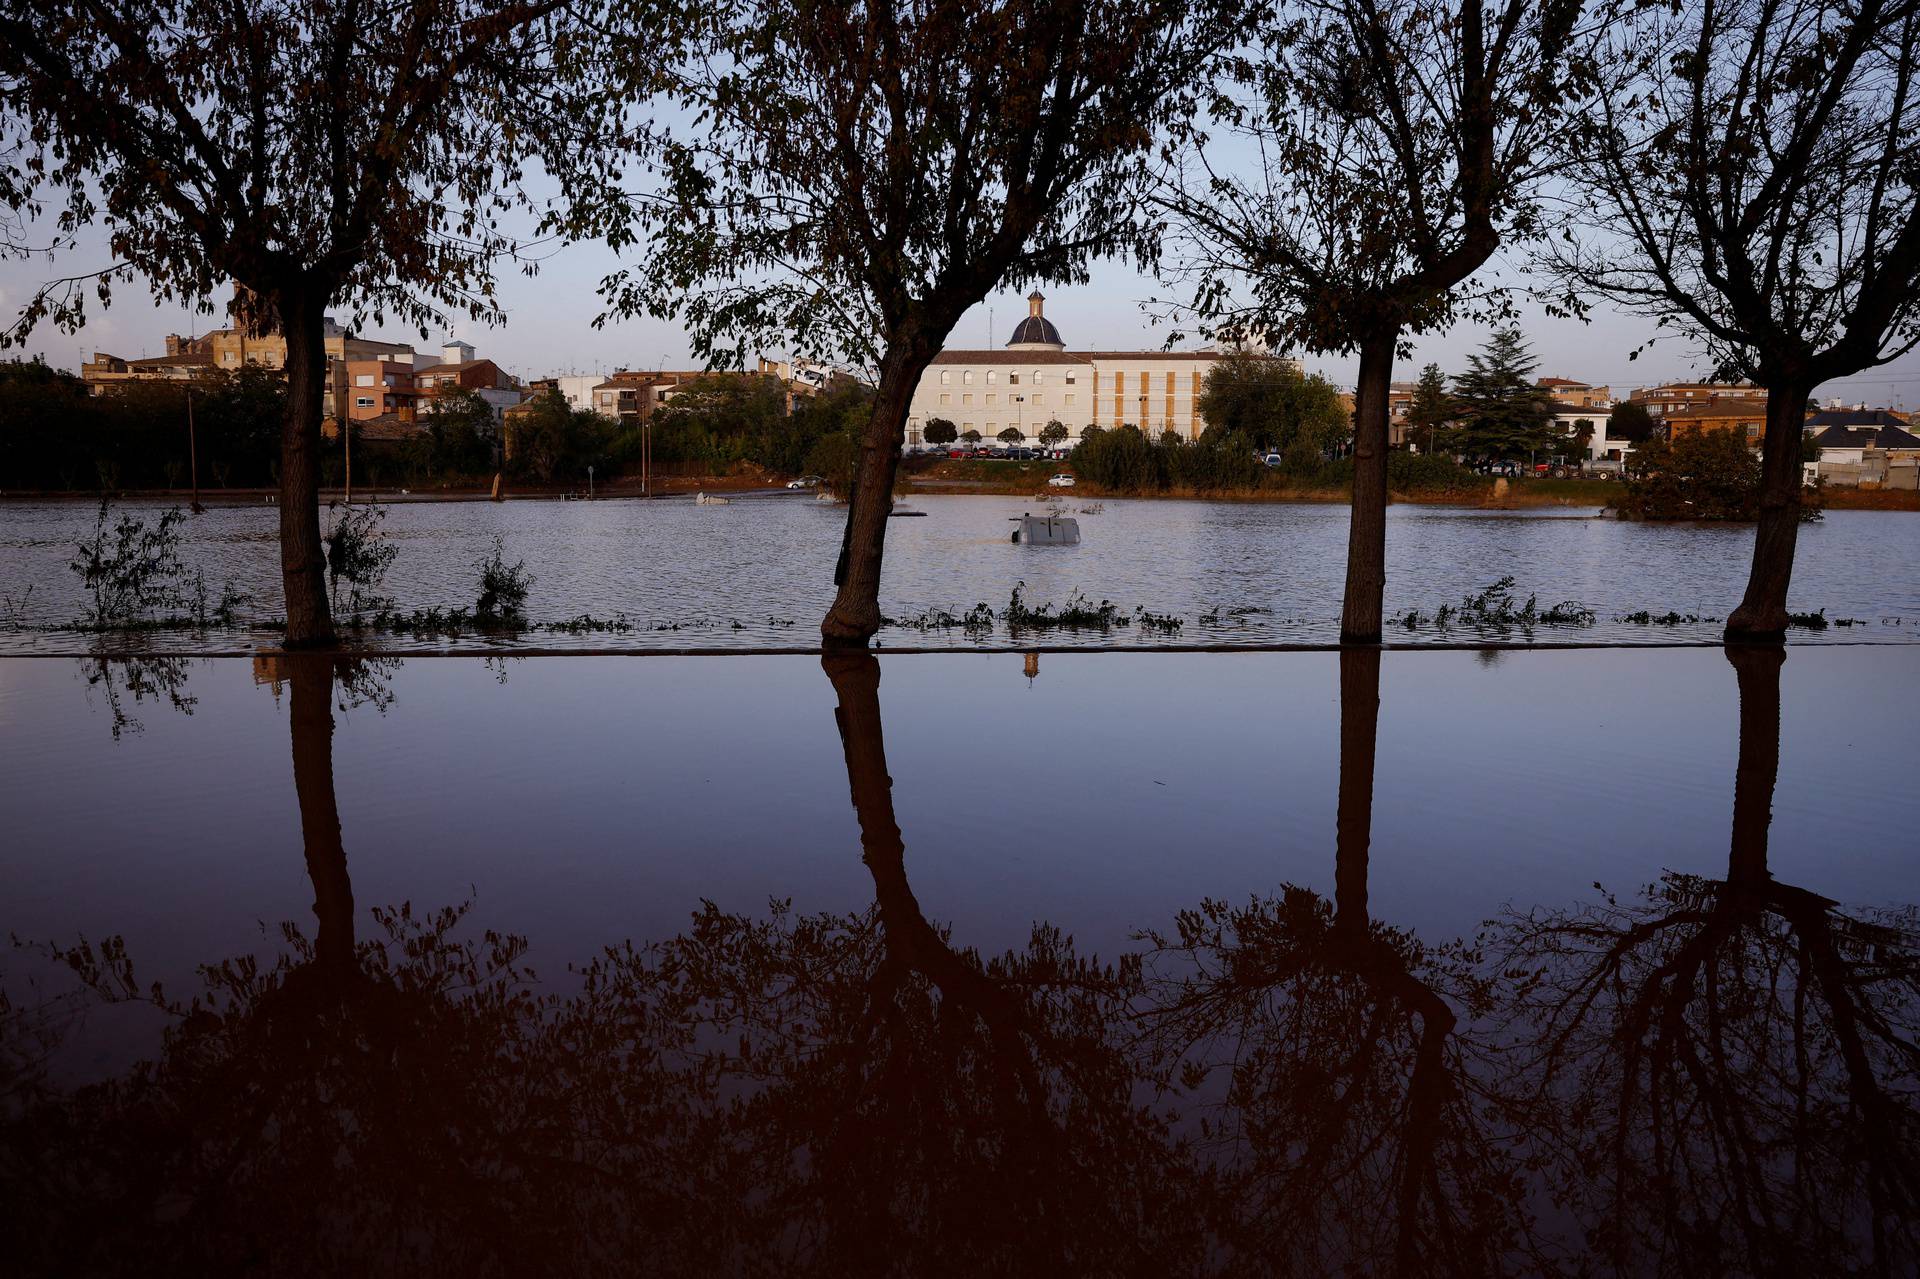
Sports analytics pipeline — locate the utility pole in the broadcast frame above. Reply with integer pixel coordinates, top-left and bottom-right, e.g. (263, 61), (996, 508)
(186, 386), (204, 513)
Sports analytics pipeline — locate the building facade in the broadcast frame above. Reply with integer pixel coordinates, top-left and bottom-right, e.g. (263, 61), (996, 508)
(1630, 381), (1766, 417)
(904, 293), (1298, 447)
(590, 370), (704, 425)
(1660, 398), (1770, 445)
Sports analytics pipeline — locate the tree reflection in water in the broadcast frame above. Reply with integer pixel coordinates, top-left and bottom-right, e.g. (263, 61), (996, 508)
(74, 655), (199, 739)
(1483, 646), (1920, 1277)
(5, 649), (1917, 1275)
(575, 652), (1204, 1273)
(1135, 648), (1525, 1278)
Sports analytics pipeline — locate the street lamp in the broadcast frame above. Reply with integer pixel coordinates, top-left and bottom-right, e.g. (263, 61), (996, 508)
(588, 463), (595, 500)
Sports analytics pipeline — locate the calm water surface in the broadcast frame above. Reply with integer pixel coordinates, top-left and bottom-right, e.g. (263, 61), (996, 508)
(3, 494), (1917, 651)
(3, 647), (1916, 1274)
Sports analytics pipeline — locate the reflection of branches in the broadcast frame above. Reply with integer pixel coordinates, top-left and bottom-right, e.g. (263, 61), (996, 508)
(0, 653), (1199, 1274)
(1484, 647), (1920, 1276)
(602, 651), (1201, 1272)
(74, 656), (198, 739)
(1136, 648), (1521, 1278)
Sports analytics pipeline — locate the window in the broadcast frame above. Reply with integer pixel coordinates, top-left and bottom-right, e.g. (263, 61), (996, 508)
(1009, 372), (1020, 385)
(355, 373), (374, 387)
(354, 396), (374, 408)
(940, 393), (952, 406)
(987, 422), (998, 432)
(1032, 393), (1044, 405)
(1065, 371), (1077, 384)
(940, 371), (952, 385)
(962, 394), (972, 406)
(1033, 370), (1044, 384)
(986, 394), (997, 406)
(963, 370), (974, 385)
(1064, 394), (1075, 407)
(987, 370), (998, 385)
(599, 393), (614, 405)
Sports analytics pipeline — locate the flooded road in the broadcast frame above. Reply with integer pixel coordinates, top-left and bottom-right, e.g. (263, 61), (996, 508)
(3, 647), (1915, 1274)
(3, 494), (1917, 650)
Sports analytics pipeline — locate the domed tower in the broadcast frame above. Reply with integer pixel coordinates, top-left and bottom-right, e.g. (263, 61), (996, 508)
(1006, 291), (1065, 351)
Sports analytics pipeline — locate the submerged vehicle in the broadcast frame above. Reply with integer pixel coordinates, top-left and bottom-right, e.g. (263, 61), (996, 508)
(1010, 512), (1080, 545)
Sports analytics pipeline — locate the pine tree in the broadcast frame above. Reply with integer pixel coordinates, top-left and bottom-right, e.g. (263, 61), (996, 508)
(1448, 332), (1559, 463)
(1404, 364), (1453, 455)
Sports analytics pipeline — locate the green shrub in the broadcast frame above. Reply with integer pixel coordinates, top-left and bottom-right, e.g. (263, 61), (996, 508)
(475, 536), (533, 622)
(1161, 429), (1263, 491)
(1621, 427), (1821, 522)
(324, 501), (399, 615)
(1071, 425), (1163, 491)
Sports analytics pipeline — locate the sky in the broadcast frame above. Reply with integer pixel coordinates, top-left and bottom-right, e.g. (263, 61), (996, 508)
(6, 220), (1920, 411)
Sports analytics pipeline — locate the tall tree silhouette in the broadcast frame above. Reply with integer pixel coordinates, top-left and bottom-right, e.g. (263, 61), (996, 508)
(0, 1), (598, 643)
(599, 0), (1246, 645)
(1549, 0), (1920, 640)
(1161, 0), (1602, 642)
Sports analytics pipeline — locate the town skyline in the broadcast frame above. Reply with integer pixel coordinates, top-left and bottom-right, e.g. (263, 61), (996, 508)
(10, 233), (1920, 410)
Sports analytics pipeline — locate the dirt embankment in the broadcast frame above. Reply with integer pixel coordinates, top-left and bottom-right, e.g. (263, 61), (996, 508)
(900, 458), (1617, 510)
(1822, 487), (1920, 511)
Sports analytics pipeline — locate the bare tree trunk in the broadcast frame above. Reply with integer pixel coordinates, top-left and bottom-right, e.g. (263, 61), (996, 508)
(280, 293), (335, 647)
(823, 340), (934, 647)
(1725, 385), (1811, 643)
(289, 656), (354, 976)
(1341, 333), (1397, 644)
(1334, 645), (1381, 939)
(1725, 644), (1783, 886)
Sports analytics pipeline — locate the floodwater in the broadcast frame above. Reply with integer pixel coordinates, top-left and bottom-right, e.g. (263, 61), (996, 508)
(3, 646), (1916, 1275)
(3, 494), (1917, 651)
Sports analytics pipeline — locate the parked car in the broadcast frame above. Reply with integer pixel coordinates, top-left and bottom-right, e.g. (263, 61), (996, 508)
(1047, 473), (1076, 488)
(785, 474), (824, 489)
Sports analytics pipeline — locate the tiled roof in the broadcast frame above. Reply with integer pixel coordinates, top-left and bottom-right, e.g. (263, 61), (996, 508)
(127, 352), (213, 368)
(1092, 351), (1235, 361)
(931, 350), (1093, 365)
(1811, 424), (1920, 450)
(1807, 409), (1908, 428)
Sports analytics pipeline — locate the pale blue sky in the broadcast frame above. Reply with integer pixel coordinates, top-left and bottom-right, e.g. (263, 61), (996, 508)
(5, 225), (1918, 410)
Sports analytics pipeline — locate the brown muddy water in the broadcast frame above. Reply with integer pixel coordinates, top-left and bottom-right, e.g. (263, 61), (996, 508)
(3, 494), (1918, 651)
(2, 646), (1916, 1275)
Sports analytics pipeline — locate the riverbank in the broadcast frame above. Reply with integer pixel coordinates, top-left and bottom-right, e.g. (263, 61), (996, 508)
(7, 467), (1914, 510)
(904, 459), (1614, 508)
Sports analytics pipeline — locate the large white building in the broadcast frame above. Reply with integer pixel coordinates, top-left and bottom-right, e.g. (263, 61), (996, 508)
(905, 293), (1297, 447)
